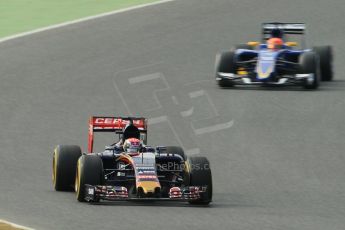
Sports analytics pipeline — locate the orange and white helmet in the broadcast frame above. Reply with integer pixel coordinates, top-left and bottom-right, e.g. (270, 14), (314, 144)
(267, 37), (284, 50)
(123, 138), (141, 153)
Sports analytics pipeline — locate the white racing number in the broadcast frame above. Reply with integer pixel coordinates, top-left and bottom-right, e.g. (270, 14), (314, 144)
(88, 188), (94, 195)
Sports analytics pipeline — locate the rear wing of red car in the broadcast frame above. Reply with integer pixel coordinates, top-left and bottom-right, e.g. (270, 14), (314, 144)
(88, 116), (148, 153)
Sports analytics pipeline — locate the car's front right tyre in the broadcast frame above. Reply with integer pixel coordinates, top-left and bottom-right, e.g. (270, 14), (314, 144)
(215, 51), (236, 88)
(52, 145), (82, 191)
(186, 156), (212, 205)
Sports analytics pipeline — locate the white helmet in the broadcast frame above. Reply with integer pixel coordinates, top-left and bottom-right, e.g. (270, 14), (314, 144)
(123, 138), (141, 153)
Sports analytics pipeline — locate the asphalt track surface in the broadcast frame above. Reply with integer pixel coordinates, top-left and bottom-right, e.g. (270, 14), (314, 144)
(1, 0), (345, 229)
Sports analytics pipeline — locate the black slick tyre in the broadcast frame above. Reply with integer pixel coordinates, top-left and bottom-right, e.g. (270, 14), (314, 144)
(313, 46), (333, 81)
(75, 155), (103, 202)
(186, 156), (212, 205)
(299, 52), (320, 90)
(215, 51), (236, 87)
(52, 145), (82, 191)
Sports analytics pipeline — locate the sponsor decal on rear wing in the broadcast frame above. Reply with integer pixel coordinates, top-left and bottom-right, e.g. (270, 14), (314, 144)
(88, 116), (147, 153)
(90, 117), (147, 131)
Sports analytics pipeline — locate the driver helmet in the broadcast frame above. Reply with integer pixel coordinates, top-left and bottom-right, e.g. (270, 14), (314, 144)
(123, 138), (142, 153)
(267, 37), (284, 50)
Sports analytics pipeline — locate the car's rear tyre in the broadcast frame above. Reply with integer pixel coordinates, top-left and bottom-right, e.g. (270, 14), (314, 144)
(52, 145), (82, 191)
(313, 46), (333, 81)
(165, 146), (187, 161)
(186, 156), (212, 205)
(215, 51), (236, 87)
(299, 52), (320, 90)
(75, 155), (103, 202)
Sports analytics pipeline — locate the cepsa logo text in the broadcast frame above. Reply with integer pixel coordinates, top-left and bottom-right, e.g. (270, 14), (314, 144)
(94, 118), (141, 125)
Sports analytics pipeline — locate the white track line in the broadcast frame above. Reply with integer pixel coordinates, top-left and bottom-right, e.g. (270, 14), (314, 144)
(193, 120), (235, 135)
(0, 219), (35, 230)
(0, 0), (174, 44)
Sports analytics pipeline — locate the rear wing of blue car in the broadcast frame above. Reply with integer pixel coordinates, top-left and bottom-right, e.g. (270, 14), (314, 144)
(262, 22), (306, 41)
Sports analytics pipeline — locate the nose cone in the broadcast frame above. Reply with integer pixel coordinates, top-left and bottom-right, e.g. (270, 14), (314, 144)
(256, 51), (277, 80)
(257, 62), (274, 79)
(137, 181), (161, 195)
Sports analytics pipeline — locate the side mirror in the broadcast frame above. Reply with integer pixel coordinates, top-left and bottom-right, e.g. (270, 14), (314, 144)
(247, 41), (259, 47)
(285, 42), (298, 47)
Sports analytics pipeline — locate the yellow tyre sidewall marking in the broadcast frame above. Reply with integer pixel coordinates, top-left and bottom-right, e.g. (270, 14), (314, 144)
(75, 158), (82, 197)
(52, 147), (58, 187)
(185, 160), (191, 174)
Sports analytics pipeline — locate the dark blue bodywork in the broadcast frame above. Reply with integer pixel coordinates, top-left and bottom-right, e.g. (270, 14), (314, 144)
(235, 44), (307, 81)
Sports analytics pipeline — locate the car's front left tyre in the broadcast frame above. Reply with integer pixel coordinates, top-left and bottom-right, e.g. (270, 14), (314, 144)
(75, 155), (104, 202)
(313, 46), (333, 81)
(299, 52), (320, 90)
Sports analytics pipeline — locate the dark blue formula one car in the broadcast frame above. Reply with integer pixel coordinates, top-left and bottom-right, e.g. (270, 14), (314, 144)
(215, 22), (333, 89)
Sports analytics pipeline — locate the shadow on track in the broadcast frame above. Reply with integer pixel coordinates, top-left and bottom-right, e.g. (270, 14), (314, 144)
(84, 193), (262, 209)
(216, 80), (345, 92)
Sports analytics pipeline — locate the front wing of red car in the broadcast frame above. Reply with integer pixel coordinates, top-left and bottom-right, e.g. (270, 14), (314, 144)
(84, 184), (208, 202)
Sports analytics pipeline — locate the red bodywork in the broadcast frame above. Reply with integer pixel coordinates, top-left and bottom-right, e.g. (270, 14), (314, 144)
(88, 116), (147, 153)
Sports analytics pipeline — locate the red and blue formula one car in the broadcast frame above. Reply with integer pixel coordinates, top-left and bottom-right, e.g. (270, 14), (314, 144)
(215, 22), (333, 89)
(52, 117), (212, 205)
